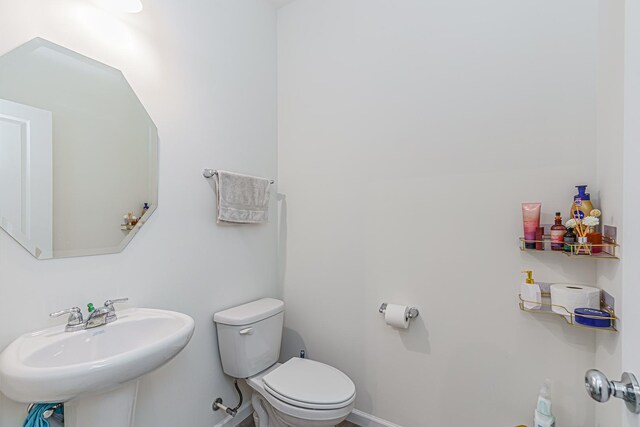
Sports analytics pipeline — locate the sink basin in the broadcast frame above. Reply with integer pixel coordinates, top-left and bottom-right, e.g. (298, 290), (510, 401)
(0, 308), (195, 427)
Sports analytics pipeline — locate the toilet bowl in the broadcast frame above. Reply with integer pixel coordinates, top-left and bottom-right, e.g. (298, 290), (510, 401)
(247, 359), (355, 427)
(213, 299), (356, 427)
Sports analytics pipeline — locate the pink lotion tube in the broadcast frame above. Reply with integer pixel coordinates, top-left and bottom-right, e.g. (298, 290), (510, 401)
(522, 203), (542, 249)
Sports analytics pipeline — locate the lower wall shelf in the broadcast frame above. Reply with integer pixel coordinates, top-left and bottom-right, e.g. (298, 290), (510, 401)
(518, 291), (618, 332)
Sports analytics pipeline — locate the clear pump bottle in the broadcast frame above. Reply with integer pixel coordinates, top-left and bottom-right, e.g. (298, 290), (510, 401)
(534, 380), (556, 427)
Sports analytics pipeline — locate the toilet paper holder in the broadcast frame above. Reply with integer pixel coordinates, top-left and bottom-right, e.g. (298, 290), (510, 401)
(379, 303), (419, 321)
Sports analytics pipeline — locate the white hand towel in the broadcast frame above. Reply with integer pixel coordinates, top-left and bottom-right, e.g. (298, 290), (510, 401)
(214, 170), (271, 224)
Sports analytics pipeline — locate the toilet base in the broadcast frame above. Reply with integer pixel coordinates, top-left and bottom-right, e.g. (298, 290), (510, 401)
(251, 392), (347, 427)
(252, 391), (283, 427)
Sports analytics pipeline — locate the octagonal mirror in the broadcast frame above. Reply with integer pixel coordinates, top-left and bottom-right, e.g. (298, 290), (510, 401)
(0, 38), (158, 259)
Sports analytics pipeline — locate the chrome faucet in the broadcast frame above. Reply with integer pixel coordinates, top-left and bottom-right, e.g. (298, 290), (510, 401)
(85, 304), (111, 329)
(50, 298), (129, 331)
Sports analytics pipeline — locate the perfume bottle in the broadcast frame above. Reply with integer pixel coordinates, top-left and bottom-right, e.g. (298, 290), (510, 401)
(550, 212), (567, 251)
(563, 228), (576, 253)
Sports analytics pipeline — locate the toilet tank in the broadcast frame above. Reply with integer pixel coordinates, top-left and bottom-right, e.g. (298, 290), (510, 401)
(213, 298), (284, 378)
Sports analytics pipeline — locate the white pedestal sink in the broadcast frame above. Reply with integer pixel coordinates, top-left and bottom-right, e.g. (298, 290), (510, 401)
(0, 308), (195, 427)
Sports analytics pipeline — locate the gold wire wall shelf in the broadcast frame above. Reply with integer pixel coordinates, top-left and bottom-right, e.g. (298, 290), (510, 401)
(518, 284), (618, 332)
(519, 225), (619, 259)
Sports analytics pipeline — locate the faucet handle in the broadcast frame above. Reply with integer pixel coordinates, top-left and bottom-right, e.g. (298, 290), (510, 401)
(104, 298), (129, 308)
(103, 298), (128, 322)
(50, 306), (82, 319)
(50, 307), (84, 331)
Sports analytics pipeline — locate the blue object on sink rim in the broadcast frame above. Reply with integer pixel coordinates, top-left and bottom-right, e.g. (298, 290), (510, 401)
(574, 308), (612, 328)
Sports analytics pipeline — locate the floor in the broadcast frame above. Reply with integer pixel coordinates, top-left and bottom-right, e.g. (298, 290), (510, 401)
(238, 415), (358, 427)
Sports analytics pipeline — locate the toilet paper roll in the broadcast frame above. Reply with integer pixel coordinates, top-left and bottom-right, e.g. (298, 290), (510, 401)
(384, 304), (409, 329)
(550, 284), (601, 318)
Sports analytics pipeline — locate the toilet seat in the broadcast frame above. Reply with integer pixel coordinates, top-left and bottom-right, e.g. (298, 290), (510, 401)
(262, 358), (356, 410)
(263, 383), (356, 410)
(252, 387), (354, 426)
(247, 360), (356, 426)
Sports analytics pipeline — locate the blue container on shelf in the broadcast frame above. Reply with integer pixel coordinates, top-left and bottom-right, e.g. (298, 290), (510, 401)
(574, 308), (612, 328)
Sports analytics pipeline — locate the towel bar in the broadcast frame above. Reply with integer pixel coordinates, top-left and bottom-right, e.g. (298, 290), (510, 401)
(202, 169), (275, 184)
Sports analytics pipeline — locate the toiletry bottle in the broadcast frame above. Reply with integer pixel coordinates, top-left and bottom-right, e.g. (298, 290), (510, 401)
(564, 228), (576, 253)
(522, 203), (542, 249)
(535, 227), (544, 250)
(534, 380), (556, 427)
(140, 202), (149, 218)
(588, 231), (603, 254)
(571, 185), (594, 220)
(550, 212), (567, 251)
(521, 270), (541, 310)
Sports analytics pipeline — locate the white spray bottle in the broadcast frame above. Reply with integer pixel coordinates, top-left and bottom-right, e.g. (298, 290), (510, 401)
(534, 380), (556, 427)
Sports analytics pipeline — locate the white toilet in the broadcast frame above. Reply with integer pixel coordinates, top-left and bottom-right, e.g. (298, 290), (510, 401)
(214, 298), (356, 427)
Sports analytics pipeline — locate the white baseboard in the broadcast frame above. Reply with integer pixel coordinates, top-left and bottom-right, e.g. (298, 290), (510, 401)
(213, 402), (399, 427)
(213, 401), (254, 427)
(347, 409), (403, 427)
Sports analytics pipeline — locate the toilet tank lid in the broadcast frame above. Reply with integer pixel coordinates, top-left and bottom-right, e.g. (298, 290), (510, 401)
(214, 298), (284, 326)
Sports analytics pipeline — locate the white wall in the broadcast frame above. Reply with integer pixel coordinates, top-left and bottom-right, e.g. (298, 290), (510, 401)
(622, 1), (640, 426)
(0, 0), (278, 425)
(594, 0), (624, 425)
(278, 1), (601, 426)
